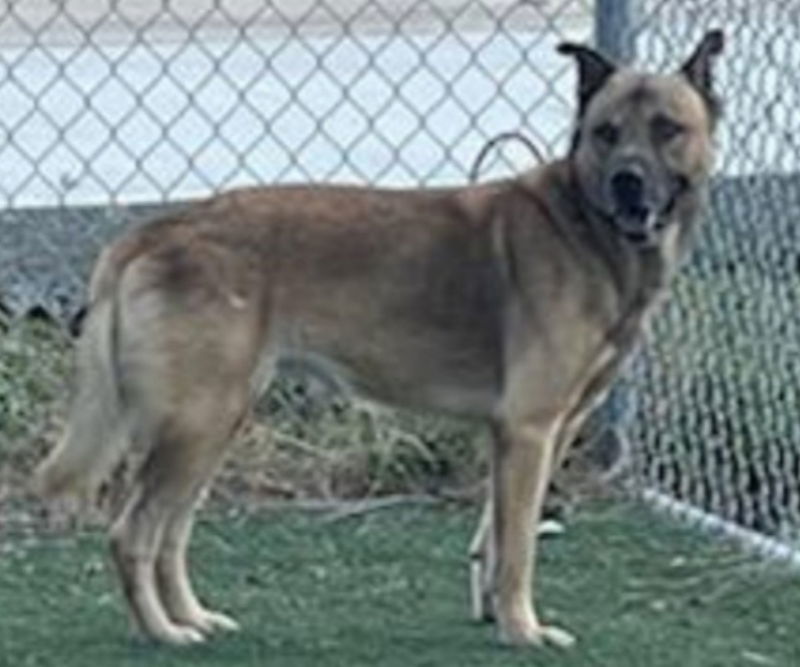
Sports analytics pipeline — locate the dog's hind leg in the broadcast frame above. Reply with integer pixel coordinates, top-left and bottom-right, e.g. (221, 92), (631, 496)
(111, 474), (202, 645)
(153, 350), (275, 637)
(110, 389), (249, 645)
(155, 469), (241, 636)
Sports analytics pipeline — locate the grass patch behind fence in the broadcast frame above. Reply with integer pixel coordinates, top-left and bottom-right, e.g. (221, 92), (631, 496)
(1, 502), (796, 667)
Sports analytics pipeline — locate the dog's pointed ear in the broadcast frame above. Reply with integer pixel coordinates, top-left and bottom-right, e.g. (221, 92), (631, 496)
(557, 42), (617, 116)
(679, 29), (724, 119)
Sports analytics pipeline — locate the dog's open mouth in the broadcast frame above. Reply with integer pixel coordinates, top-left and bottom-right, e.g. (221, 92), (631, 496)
(616, 178), (686, 244)
(614, 206), (661, 244)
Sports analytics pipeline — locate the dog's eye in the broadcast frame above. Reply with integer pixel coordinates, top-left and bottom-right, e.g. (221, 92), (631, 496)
(593, 122), (620, 146)
(652, 115), (686, 143)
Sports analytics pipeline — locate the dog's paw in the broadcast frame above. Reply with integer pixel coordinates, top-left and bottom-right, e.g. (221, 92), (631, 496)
(539, 625), (577, 649)
(498, 616), (576, 649)
(200, 610), (241, 634)
(537, 519), (566, 537)
(150, 623), (207, 646)
(181, 609), (241, 636)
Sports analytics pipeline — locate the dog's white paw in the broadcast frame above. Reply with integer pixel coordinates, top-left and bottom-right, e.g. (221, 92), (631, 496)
(151, 623), (207, 646)
(198, 610), (241, 634)
(179, 609), (241, 636)
(498, 614), (576, 649)
(537, 519), (566, 537)
(540, 624), (577, 649)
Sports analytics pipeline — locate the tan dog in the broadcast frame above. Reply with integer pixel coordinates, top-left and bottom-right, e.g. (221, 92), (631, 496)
(35, 31), (723, 649)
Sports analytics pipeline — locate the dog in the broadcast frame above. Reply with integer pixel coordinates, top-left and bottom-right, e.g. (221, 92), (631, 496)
(35, 30), (723, 649)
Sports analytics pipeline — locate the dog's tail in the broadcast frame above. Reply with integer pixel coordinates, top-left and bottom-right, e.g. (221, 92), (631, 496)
(33, 294), (129, 502)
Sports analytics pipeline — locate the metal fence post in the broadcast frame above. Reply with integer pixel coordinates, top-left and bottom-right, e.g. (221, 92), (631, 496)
(594, 0), (635, 63)
(588, 1), (637, 478)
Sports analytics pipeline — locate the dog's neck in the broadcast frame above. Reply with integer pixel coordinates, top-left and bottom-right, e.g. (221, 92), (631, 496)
(554, 158), (692, 349)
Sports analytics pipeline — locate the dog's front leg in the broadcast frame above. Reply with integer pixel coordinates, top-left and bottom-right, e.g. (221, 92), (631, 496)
(469, 478), (495, 623)
(491, 418), (576, 649)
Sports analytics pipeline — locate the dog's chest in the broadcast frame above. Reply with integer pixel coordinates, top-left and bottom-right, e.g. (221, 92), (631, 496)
(575, 272), (668, 419)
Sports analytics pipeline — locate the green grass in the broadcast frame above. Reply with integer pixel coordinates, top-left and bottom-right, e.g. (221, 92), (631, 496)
(1, 503), (796, 667)
(0, 317), (69, 450)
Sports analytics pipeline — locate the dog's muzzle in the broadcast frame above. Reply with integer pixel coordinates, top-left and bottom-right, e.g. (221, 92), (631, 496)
(607, 164), (680, 245)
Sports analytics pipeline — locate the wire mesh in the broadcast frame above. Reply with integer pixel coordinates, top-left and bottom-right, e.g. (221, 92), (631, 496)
(628, 1), (800, 549)
(0, 0), (589, 209)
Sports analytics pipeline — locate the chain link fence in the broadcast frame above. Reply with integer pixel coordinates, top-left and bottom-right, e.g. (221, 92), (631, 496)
(629, 1), (800, 556)
(0, 0), (590, 320)
(1, 2), (799, 558)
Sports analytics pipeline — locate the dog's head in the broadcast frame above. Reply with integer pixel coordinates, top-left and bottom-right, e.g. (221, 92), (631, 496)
(559, 30), (723, 245)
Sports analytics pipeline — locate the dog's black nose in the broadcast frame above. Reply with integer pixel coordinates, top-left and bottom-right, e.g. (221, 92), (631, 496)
(610, 168), (646, 213)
